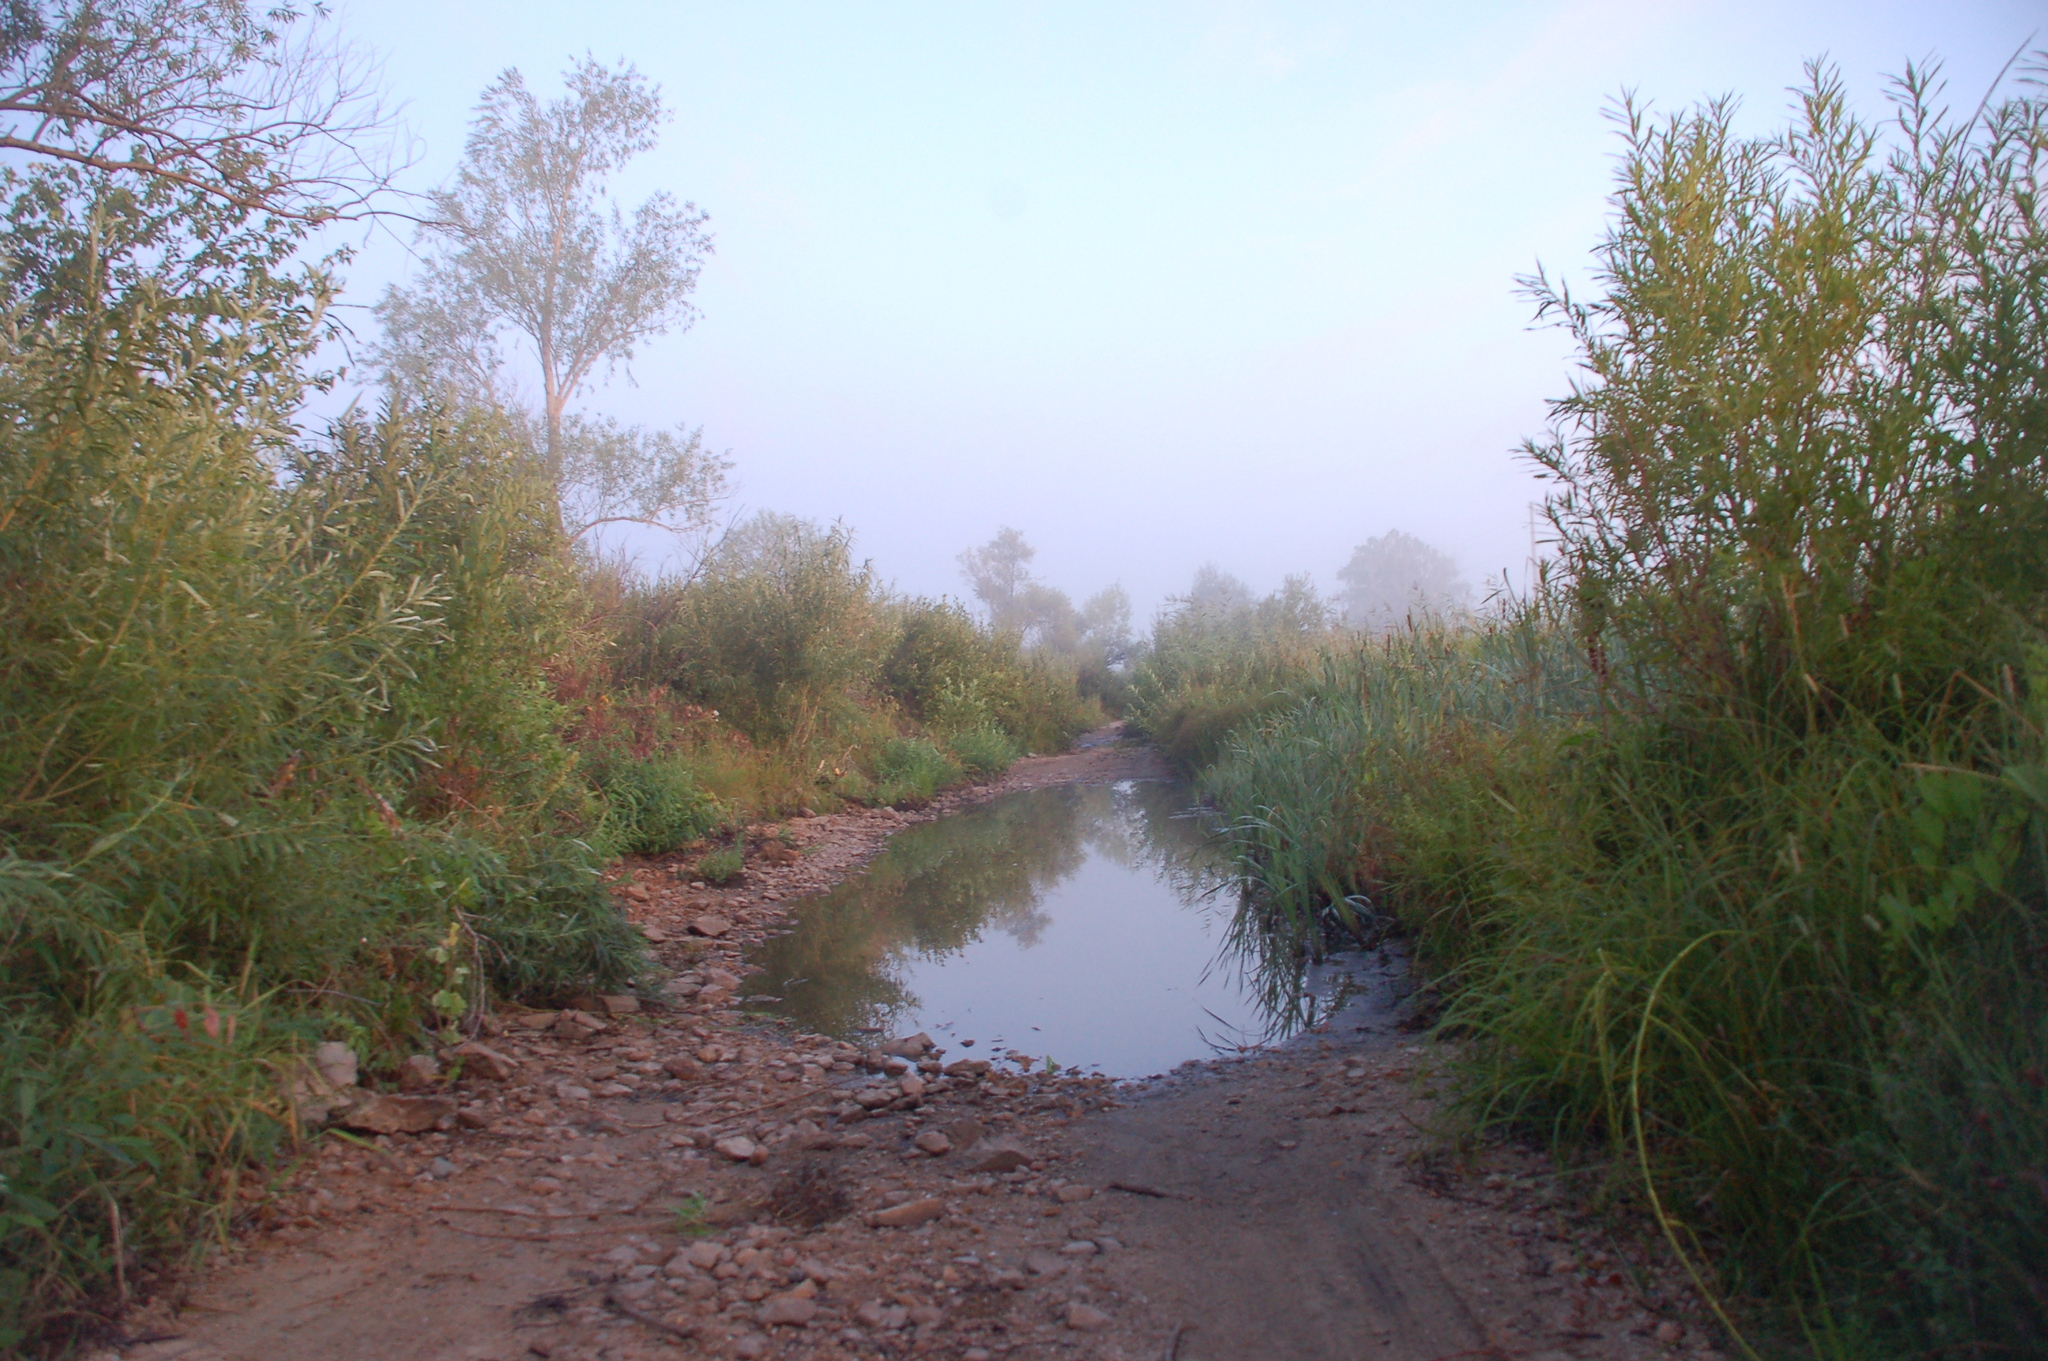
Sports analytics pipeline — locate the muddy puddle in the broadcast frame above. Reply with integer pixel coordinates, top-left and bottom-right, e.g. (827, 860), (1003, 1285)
(740, 780), (1357, 1077)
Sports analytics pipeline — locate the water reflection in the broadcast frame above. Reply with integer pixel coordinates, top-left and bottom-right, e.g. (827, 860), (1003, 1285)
(741, 781), (1347, 1076)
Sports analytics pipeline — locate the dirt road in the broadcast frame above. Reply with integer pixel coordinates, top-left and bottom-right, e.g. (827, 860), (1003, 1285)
(94, 729), (1727, 1361)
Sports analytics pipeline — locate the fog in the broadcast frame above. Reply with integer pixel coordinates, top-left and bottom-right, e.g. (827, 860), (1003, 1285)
(330, 0), (2035, 618)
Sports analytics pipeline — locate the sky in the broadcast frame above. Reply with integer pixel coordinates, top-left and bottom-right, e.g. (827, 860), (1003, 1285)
(324, 0), (2042, 620)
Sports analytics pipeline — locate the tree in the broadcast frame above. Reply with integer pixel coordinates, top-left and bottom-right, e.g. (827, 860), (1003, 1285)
(1077, 585), (1132, 665)
(375, 57), (724, 547)
(0, 1), (395, 410)
(0, 1), (390, 223)
(958, 527), (1038, 631)
(1335, 530), (1470, 629)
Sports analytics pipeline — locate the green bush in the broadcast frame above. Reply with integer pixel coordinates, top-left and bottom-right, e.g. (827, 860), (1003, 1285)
(948, 726), (1019, 776)
(587, 754), (725, 856)
(697, 846), (745, 885)
(872, 738), (962, 808)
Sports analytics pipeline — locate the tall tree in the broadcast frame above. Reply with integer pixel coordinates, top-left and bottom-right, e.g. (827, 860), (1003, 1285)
(375, 57), (723, 546)
(958, 526), (1038, 631)
(1335, 530), (1470, 629)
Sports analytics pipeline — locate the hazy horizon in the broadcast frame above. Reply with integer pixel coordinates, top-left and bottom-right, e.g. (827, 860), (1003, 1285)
(326, 0), (2037, 621)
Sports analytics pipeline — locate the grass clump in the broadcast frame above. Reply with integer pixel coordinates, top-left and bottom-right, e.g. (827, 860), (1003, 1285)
(947, 725), (1020, 776)
(872, 738), (962, 808)
(696, 846), (746, 885)
(587, 754), (726, 856)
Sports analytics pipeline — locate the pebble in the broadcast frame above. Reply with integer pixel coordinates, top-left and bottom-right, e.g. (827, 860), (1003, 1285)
(866, 1196), (944, 1228)
(1054, 1183), (1093, 1203)
(912, 1129), (953, 1156)
(759, 1294), (818, 1326)
(1065, 1302), (1113, 1331)
(1060, 1239), (1100, 1256)
(713, 1135), (758, 1162)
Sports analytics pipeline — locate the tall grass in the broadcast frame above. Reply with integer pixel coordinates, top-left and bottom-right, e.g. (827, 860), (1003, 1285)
(0, 324), (639, 1349)
(1158, 61), (2048, 1355)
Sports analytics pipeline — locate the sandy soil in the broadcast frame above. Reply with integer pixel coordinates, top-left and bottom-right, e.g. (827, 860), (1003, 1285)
(89, 727), (1734, 1361)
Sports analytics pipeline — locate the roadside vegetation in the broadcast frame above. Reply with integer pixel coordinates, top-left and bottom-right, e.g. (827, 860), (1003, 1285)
(1132, 63), (2048, 1357)
(0, 8), (1090, 1352)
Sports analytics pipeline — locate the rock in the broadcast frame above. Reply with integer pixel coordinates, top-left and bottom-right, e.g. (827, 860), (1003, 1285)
(865, 1196), (944, 1228)
(798, 806), (818, 818)
(1654, 1321), (1686, 1345)
(941, 1119), (986, 1151)
(1024, 1249), (1067, 1276)
(621, 883), (652, 903)
(426, 1157), (457, 1180)
(714, 1136), (758, 1162)
(593, 994), (640, 1015)
(554, 1082), (593, 1103)
(661, 1054), (702, 1079)
(907, 1304), (945, 1325)
(1065, 1303), (1113, 1332)
(340, 1094), (456, 1135)
(967, 1142), (1031, 1174)
(897, 1074), (927, 1099)
(854, 1087), (896, 1110)
(312, 1041), (358, 1089)
(760, 1293), (819, 1326)
(749, 1143), (771, 1166)
(855, 1301), (910, 1330)
(1059, 1239), (1100, 1256)
(912, 1130), (953, 1156)
(456, 1105), (490, 1129)
(880, 1032), (935, 1059)
(943, 1059), (991, 1079)
(732, 1334), (769, 1359)
(595, 1081), (634, 1098)
(641, 924), (670, 943)
(689, 914), (733, 938)
(686, 1241), (726, 1269)
(451, 1040), (519, 1080)
(1054, 1183), (1094, 1204)
(552, 1009), (609, 1038)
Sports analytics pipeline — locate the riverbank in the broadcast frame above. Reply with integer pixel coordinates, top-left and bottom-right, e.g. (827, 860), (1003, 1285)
(92, 728), (1725, 1361)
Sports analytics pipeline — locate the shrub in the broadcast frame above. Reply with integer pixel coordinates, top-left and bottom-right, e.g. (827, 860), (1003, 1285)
(697, 846), (745, 885)
(587, 754), (725, 856)
(872, 738), (962, 808)
(948, 726), (1019, 776)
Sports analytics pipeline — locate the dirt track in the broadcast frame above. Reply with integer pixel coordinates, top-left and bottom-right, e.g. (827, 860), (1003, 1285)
(94, 728), (1731, 1361)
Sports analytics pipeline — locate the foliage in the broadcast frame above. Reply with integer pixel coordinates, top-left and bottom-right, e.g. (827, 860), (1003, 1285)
(948, 726), (1020, 776)
(871, 738), (962, 808)
(0, 1), (392, 224)
(0, 304), (635, 1350)
(585, 754), (725, 857)
(1179, 61), (2048, 1356)
(696, 845), (744, 886)
(1335, 530), (1471, 630)
(374, 56), (722, 548)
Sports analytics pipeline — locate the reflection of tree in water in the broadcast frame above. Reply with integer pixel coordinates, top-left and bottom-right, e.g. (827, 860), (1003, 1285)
(743, 787), (1097, 1038)
(741, 779), (1317, 1046)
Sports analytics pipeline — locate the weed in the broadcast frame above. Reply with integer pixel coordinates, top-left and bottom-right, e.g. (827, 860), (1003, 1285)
(697, 846), (745, 886)
(671, 1192), (713, 1238)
